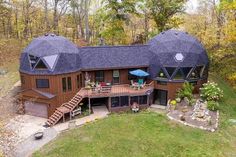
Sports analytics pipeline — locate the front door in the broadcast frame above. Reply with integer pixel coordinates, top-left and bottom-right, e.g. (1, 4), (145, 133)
(154, 89), (168, 106)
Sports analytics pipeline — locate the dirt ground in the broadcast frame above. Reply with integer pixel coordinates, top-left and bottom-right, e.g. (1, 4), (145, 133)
(0, 81), (21, 156)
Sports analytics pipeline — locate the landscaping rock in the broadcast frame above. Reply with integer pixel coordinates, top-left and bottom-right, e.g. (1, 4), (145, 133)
(0, 69), (7, 75)
(229, 119), (236, 125)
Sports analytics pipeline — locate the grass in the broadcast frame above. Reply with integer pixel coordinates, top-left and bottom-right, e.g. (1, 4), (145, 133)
(34, 75), (236, 157)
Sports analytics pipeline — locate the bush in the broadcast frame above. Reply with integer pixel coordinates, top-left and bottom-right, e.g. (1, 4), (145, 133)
(170, 100), (177, 105)
(207, 101), (219, 111)
(200, 81), (223, 101)
(177, 82), (194, 101)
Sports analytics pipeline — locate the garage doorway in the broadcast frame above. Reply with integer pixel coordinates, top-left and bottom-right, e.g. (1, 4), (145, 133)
(153, 89), (168, 106)
(24, 101), (48, 118)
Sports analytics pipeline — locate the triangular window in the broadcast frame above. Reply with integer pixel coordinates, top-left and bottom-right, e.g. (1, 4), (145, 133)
(173, 69), (184, 80)
(182, 67), (192, 78)
(189, 66), (203, 79)
(43, 54), (58, 70)
(157, 68), (167, 79)
(29, 55), (39, 69)
(202, 66), (208, 78)
(35, 59), (48, 69)
(165, 67), (176, 78)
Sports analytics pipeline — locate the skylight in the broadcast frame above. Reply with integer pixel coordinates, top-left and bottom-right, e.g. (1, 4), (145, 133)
(174, 53), (184, 62)
(43, 54), (59, 70)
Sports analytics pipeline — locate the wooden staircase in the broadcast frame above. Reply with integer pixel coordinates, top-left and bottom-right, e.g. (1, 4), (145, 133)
(46, 92), (84, 126)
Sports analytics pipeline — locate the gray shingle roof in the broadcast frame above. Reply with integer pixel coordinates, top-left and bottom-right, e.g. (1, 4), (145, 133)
(19, 30), (209, 78)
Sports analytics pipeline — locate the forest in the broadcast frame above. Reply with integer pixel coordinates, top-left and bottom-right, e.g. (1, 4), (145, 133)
(0, 0), (235, 91)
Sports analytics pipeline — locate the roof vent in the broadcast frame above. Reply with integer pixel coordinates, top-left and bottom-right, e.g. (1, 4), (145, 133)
(185, 32), (188, 34)
(175, 32), (178, 35)
(161, 32), (165, 34)
(50, 34), (55, 37)
(44, 33), (49, 36)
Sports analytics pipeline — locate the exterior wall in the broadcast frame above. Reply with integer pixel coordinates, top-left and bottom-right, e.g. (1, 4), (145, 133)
(84, 67), (148, 85)
(154, 79), (208, 101)
(20, 71), (82, 117)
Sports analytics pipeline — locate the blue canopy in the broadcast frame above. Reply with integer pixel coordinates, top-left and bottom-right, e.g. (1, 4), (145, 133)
(129, 69), (149, 77)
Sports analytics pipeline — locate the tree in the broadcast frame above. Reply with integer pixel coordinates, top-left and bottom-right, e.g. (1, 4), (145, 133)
(146, 0), (186, 33)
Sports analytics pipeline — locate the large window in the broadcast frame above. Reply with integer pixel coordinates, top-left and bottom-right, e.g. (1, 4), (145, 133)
(182, 67), (192, 78)
(189, 66), (203, 79)
(139, 95), (147, 104)
(130, 96), (139, 104)
(157, 68), (167, 79)
(111, 96), (129, 108)
(95, 71), (104, 82)
(36, 79), (49, 88)
(165, 67), (176, 78)
(120, 96), (129, 106)
(111, 97), (120, 108)
(173, 69), (184, 80)
(62, 77), (72, 92)
(113, 70), (120, 84)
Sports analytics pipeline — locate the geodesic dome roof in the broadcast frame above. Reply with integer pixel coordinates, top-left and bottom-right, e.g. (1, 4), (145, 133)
(148, 30), (209, 67)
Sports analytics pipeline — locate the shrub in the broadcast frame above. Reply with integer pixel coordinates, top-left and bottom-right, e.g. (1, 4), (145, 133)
(175, 97), (181, 103)
(177, 82), (194, 101)
(207, 101), (219, 111)
(200, 81), (223, 101)
(170, 100), (177, 105)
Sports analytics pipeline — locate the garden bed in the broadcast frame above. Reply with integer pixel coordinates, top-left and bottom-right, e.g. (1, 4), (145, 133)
(167, 99), (219, 132)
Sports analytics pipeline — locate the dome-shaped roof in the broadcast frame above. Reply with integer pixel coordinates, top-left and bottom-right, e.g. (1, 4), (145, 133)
(23, 33), (78, 57)
(148, 30), (209, 67)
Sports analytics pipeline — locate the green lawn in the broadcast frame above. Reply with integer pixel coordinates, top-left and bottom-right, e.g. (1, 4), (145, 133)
(34, 75), (236, 157)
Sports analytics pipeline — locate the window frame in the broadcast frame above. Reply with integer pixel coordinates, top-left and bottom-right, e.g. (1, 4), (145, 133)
(62, 77), (67, 92)
(113, 70), (120, 84)
(95, 71), (104, 82)
(36, 79), (49, 88)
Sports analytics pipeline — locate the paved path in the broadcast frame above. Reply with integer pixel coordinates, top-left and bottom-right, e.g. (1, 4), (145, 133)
(12, 106), (109, 157)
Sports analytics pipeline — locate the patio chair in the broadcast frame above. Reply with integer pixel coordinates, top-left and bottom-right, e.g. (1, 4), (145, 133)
(141, 81), (146, 88)
(130, 80), (134, 88)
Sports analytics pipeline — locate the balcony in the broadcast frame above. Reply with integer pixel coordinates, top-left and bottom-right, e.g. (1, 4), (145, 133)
(78, 82), (154, 98)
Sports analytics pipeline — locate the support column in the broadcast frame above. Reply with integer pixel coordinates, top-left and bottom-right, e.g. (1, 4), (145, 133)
(108, 97), (111, 112)
(88, 97), (91, 114)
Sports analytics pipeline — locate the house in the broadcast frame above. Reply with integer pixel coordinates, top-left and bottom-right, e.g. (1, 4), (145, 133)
(18, 30), (209, 126)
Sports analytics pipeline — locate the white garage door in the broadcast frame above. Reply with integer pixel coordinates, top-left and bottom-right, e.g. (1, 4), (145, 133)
(24, 101), (48, 118)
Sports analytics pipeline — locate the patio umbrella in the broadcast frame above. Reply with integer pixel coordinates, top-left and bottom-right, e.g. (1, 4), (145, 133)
(129, 69), (149, 77)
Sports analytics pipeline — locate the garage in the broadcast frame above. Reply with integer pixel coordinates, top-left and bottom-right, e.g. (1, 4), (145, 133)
(24, 101), (48, 118)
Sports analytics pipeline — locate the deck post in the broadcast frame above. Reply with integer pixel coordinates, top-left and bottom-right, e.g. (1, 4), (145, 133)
(63, 113), (65, 122)
(88, 97), (91, 114)
(128, 96), (131, 106)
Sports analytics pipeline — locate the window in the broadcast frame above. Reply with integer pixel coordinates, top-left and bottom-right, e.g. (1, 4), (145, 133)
(35, 59), (48, 69)
(202, 66), (208, 78)
(139, 95), (147, 105)
(157, 68), (167, 79)
(67, 77), (72, 91)
(29, 55), (39, 69)
(111, 97), (120, 108)
(36, 79), (49, 88)
(189, 66), (203, 79)
(20, 75), (25, 84)
(62, 77), (67, 92)
(120, 96), (129, 106)
(95, 71), (104, 82)
(173, 69), (184, 80)
(130, 96), (139, 104)
(62, 77), (72, 92)
(113, 70), (120, 84)
(165, 67), (176, 78)
(182, 67), (192, 78)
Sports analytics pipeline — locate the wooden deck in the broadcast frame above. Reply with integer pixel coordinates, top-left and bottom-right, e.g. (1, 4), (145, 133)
(78, 82), (154, 98)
